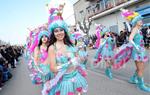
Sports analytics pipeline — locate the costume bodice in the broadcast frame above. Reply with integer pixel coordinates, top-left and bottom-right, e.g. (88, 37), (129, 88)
(103, 37), (115, 50)
(39, 48), (48, 63)
(133, 30), (144, 47)
(55, 46), (77, 65)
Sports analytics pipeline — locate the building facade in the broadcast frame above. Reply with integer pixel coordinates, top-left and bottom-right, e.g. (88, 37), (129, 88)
(73, 0), (150, 35)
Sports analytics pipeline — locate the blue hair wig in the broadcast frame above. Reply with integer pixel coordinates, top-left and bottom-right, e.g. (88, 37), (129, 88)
(101, 27), (110, 36)
(38, 30), (50, 42)
(48, 20), (68, 33)
(131, 15), (143, 26)
(143, 23), (150, 27)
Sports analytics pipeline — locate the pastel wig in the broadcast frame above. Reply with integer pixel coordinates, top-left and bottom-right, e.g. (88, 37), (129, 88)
(48, 20), (68, 33)
(131, 15), (143, 26)
(38, 30), (50, 42)
(99, 25), (110, 36)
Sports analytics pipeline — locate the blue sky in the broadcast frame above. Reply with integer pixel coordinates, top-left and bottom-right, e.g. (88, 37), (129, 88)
(0, 0), (76, 45)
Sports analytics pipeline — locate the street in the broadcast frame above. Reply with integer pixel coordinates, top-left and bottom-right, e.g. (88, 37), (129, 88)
(0, 0), (150, 95)
(0, 49), (150, 95)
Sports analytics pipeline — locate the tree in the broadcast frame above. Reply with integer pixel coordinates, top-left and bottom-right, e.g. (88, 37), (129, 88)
(78, 17), (93, 36)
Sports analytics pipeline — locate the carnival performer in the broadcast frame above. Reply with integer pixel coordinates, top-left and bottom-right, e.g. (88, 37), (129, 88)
(31, 30), (54, 85)
(26, 27), (55, 94)
(94, 25), (116, 79)
(76, 37), (88, 77)
(42, 3), (88, 95)
(26, 29), (40, 81)
(113, 9), (150, 92)
(77, 37), (88, 65)
(94, 24), (101, 49)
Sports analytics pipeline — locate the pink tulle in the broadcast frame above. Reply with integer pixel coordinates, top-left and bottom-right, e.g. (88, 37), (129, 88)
(40, 49), (48, 63)
(113, 46), (132, 69)
(77, 66), (87, 77)
(55, 88), (83, 95)
(135, 55), (148, 63)
(29, 31), (33, 38)
(76, 87), (82, 92)
(56, 91), (75, 95)
(49, 8), (58, 14)
(48, 15), (63, 24)
(94, 54), (102, 64)
(55, 91), (60, 95)
(68, 92), (75, 95)
(95, 27), (101, 49)
(29, 35), (39, 53)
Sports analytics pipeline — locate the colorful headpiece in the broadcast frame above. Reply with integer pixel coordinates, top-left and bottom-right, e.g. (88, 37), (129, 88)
(121, 8), (143, 26)
(48, 20), (68, 33)
(28, 31), (39, 53)
(47, 3), (68, 33)
(98, 24), (110, 36)
(38, 30), (50, 43)
(72, 32), (83, 40)
(143, 23), (150, 27)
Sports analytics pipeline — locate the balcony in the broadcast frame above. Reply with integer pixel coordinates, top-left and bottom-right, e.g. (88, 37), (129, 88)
(116, 0), (129, 5)
(86, 0), (137, 19)
(86, 0), (99, 2)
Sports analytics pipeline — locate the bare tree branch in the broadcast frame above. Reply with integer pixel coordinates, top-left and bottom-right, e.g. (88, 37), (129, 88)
(77, 16), (93, 36)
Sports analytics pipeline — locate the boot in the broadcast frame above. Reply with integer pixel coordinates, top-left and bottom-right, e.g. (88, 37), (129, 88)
(105, 67), (113, 79)
(128, 72), (138, 84)
(137, 76), (150, 92)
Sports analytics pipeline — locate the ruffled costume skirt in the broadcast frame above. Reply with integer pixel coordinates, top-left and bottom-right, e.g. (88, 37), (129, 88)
(54, 70), (88, 95)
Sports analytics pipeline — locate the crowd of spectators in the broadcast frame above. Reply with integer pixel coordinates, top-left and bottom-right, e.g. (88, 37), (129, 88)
(81, 26), (150, 49)
(141, 26), (150, 48)
(0, 41), (24, 90)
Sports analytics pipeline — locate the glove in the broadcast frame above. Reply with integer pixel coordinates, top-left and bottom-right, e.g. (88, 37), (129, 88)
(70, 57), (79, 65)
(130, 40), (140, 52)
(98, 39), (107, 52)
(57, 62), (70, 71)
(35, 65), (45, 74)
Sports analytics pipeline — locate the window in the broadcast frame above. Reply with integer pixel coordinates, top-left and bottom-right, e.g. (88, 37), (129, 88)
(91, 4), (96, 13)
(96, 1), (100, 10)
(79, 10), (84, 20)
(86, 6), (91, 14)
(143, 16), (150, 24)
(99, 0), (105, 10)
(80, 10), (84, 14)
(110, 25), (119, 34)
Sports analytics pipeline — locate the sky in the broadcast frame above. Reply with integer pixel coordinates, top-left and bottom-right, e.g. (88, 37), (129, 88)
(0, 0), (77, 45)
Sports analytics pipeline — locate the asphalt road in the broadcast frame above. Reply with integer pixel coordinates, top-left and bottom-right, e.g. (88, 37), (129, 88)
(0, 49), (149, 95)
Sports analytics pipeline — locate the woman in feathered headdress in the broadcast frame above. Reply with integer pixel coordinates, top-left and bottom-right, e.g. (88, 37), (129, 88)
(94, 23), (101, 49)
(26, 27), (54, 86)
(31, 30), (54, 85)
(93, 24), (116, 79)
(114, 9), (150, 92)
(42, 3), (88, 95)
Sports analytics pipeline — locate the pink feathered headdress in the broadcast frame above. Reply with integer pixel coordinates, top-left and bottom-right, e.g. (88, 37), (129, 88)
(120, 8), (143, 26)
(48, 3), (65, 25)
